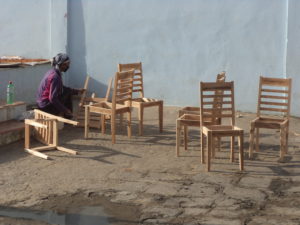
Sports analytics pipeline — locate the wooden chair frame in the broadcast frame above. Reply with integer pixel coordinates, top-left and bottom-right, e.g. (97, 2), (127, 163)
(176, 72), (226, 155)
(74, 75), (113, 128)
(200, 81), (244, 172)
(118, 62), (163, 136)
(24, 109), (79, 160)
(84, 70), (134, 144)
(249, 76), (292, 160)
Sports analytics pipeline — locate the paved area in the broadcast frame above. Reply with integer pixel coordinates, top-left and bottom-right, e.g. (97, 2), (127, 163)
(0, 106), (300, 225)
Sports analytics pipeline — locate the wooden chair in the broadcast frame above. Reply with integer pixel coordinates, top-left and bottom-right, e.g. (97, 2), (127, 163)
(24, 109), (79, 160)
(249, 76), (292, 160)
(84, 70), (134, 144)
(176, 72), (226, 155)
(200, 81), (244, 172)
(74, 76), (113, 129)
(118, 62), (163, 136)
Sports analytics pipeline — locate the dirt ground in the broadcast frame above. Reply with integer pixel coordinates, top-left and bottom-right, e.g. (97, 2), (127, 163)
(0, 106), (300, 225)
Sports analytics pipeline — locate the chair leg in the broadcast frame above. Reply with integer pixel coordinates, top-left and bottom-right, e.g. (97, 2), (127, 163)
(176, 119), (181, 157)
(207, 132), (212, 172)
(249, 123), (255, 158)
(238, 132), (244, 171)
(84, 106), (90, 139)
(184, 126), (188, 150)
(127, 111), (132, 138)
(230, 136), (235, 162)
(101, 115), (106, 134)
(201, 131), (205, 164)
(138, 106), (144, 136)
(111, 114), (116, 144)
(280, 126), (285, 160)
(25, 124), (30, 149)
(285, 124), (289, 154)
(255, 128), (260, 152)
(159, 102), (163, 133)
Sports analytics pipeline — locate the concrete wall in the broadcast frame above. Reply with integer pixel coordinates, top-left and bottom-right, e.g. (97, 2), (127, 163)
(0, 64), (51, 104)
(0, 0), (299, 116)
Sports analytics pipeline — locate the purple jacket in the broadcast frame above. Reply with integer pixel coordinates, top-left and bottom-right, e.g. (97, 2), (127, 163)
(37, 68), (73, 113)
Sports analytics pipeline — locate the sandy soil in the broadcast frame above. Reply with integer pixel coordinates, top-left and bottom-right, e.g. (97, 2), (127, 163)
(0, 106), (300, 225)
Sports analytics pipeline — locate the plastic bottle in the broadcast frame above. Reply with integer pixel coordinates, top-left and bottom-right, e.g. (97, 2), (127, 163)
(6, 81), (14, 104)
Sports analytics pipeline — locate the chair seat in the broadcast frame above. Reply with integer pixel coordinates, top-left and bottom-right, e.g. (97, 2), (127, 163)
(131, 97), (162, 107)
(88, 102), (130, 115)
(251, 117), (288, 129)
(177, 114), (200, 127)
(202, 125), (243, 136)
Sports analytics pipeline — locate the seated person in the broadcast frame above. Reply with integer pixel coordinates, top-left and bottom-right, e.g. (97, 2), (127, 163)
(37, 53), (82, 119)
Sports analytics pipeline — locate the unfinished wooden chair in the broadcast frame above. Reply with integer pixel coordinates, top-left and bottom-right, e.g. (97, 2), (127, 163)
(176, 72), (226, 155)
(74, 75), (113, 129)
(24, 109), (79, 160)
(200, 81), (244, 172)
(118, 62), (163, 136)
(249, 76), (292, 160)
(84, 70), (134, 144)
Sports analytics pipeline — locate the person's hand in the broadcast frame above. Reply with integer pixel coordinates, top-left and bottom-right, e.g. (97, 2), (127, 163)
(77, 88), (85, 94)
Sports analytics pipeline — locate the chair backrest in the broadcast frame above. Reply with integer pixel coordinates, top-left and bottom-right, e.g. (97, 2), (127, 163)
(79, 75), (90, 107)
(112, 70), (134, 112)
(257, 76), (292, 118)
(213, 72), (226, 124)
(118, 62), (144, 98)
(200, 81), (235, 126)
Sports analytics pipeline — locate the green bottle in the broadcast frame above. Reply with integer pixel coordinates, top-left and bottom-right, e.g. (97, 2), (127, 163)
(6, 81), (14, 104)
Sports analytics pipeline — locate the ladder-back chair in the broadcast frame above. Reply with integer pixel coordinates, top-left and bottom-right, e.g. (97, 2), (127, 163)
(176, 72), (226, 156)
(249, 76), (292, 160)
(200, 81), (244, 172)
(84, 70), (134, 144)
(118, 62), (163, 136)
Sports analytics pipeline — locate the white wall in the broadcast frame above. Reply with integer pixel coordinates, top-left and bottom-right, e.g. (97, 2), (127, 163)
(0, 0), (299, 116)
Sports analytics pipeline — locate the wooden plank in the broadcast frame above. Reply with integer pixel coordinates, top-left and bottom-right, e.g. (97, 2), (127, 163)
(25, 149), (49, 160)
(260, 95), (288, 100)
(259, 107), (288, 113)
(202, 94), (232, 98)
(261, 88), (289, 93)
(34, 109), (78, 125)
(202, 101), (232, 105)
(260, 101), (288, 106)
(25, 119), (48, 129)
(24, 124), (30, 149)
(261, 77), (291, 86)
(56, 146), (78, 155)
(201, 81), (233, 90)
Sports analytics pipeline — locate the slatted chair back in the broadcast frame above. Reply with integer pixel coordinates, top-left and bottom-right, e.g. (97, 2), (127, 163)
(112, 70), (134, 113)
(118, 62), (144, 98)
(257, 76), (292, 119)
(200, 81), (235, 126)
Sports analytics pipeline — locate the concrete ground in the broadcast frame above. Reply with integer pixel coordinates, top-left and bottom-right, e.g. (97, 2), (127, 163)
(0, 106), (300, 225)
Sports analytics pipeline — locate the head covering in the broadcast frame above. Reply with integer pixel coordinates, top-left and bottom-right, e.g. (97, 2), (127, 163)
(52, 53), (70, 67)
